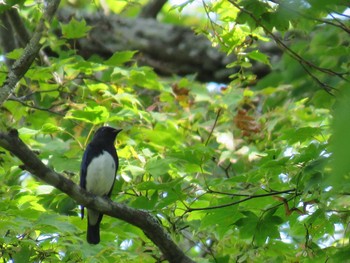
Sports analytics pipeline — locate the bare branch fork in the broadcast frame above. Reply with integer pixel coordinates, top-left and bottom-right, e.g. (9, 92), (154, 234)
(0, 130), (195, 263)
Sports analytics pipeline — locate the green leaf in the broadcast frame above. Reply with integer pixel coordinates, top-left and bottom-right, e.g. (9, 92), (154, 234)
(247, 50), (271, 66)
(12, 244), (31, 263)
(130, 195), (157, 210)
(0, 0), (25, 12)
(84, 81), (110, 92)
(292, 143), (323, 164)
(105, 51), (137, 66)
(155, 190), (182, 209)
(236, 0), (268, 28)
(282, 127), (321, 144)
(6, 48), (24, 59)
(136, 178), (183, 191)
(270, 7), (291, 32)
(129, 67), (162, 90)
(36, 214), (77, 233)
(200, 206), (240, 238)
(333, 247), (350, 262)
(41, 123), (62, 134)
(124, 165), (145, 177)
(145, 157), (174, 177)
(65, 105), (109, 124)
(330, 88), (350, 189)
(234, 211), (259, 239)
(61, 18), (92, 39)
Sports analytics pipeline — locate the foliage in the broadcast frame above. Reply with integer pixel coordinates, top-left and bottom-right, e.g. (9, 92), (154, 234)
(0, 0), (349, 262)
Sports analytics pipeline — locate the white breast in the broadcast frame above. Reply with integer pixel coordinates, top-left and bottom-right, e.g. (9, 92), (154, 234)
(85, 150), (116, 196)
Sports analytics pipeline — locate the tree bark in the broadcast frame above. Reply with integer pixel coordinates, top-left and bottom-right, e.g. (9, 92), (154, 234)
(58, 8), (278, 83)
(139, 0), (168, 18)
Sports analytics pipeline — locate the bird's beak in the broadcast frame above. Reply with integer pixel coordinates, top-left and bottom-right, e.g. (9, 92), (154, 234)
(114, 128), (122, 134)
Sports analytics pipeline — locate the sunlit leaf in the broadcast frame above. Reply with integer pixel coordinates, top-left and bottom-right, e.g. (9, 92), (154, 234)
(65, 106), (109, 124)
(61, 18), (92, 39)
(105, 51), (137, 66)
(41, 123), (62, 134)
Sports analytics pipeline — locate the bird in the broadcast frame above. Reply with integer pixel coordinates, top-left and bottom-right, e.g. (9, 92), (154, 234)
(80, 126), (122, 244)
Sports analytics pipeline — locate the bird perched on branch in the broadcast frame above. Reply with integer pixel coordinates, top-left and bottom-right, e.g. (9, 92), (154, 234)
(80, 126), (122, 244)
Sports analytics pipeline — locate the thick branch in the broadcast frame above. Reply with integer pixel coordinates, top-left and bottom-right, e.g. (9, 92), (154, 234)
(139, 0), (168, 18)
(0, 0), (61, 106)
(58, 8), (275, 82)
(6, 8), (31, 46)
(0, 130), (195, 263)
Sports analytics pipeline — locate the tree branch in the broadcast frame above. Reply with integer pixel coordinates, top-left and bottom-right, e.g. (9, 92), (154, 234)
(204, 108), (222, 146)
(139, 0), (168, 18)
(6, 8), (31, 46)
(7, 95), (66, 116)
(185, 188), (298, 212)
(0, 130), (195, 263)
(0, 11), (17, 68)
(0, 0), (61, 106)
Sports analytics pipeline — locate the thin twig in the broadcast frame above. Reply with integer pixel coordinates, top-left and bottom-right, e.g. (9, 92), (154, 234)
(186, 188), (297, 212)
(12, 87), (63, 101)
(205, 108), (222, 146)
(329, 9), (350, 19)
(7, 96), (65, 116)
(201, 0), (227, 48)
(300, 63), (336, 95)
(206, 187), (296, 197)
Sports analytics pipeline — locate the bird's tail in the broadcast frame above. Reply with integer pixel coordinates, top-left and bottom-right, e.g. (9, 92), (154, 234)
(87, 222), (100, 244)
(87, 209), (103, 244)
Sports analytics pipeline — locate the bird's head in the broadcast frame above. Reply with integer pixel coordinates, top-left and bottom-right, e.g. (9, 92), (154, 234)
(93, 126), (122, 142)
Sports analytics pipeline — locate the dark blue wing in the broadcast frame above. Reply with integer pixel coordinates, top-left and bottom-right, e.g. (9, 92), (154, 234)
(80, 144), (95, 219)
(80, 145), (89, 190)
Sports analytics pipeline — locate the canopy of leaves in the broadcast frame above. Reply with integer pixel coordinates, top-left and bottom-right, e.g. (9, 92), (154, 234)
(0, 0), (349, 262)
